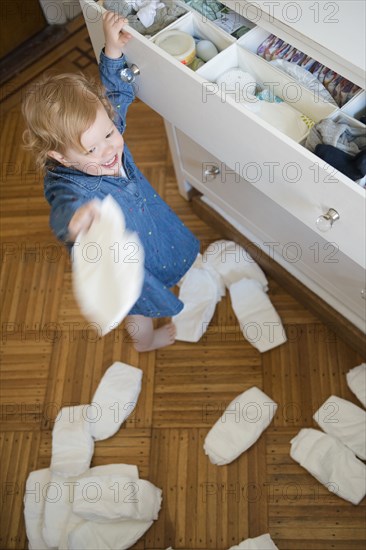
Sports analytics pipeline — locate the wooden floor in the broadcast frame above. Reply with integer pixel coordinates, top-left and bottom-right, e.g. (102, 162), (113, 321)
(1, 17), (365, 550)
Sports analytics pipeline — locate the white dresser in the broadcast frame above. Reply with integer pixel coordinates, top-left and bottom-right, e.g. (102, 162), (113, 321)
(80, 0), (366, 335)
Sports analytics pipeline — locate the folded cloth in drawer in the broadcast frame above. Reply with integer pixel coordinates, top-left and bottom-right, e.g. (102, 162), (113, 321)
(23, 469), (52, 550)
(50, 405), (94, 478)
(290, 428), (366, 505)
(202, 240), (268, 291)
(314, 395), (366, 459)
(229, 279), (287, 352)
(306, 118), (366, 155)
(228, 533), (279, 549)
(204, 386), (277, 465)
(72, 475), (162, 522)
(66, 519), (153, 550)
(347, 363), (366, 407)
(173, 264), (221, 342)
(89, 362), (143, 441)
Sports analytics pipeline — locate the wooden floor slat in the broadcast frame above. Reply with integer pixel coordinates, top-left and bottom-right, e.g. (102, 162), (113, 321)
(0, 15), (365, 550)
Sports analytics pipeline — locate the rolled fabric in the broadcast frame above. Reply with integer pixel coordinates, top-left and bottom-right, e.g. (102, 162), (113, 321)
(23, 469), (53, 550)
(229, 279), (287, 352)
(204, 386), (277, 465)
(228, 533), (279, 549)
(173, 265), (221, 342)
(67, 519), (153, 550)
(89, 362), (143, 441)
(290, 428), (366, 505)
(202, 240), (268, 291)
(72, 475), (162, 522)
(346, 363), (366, 407)
(314, 395), (366, 459)
(73, 195), (144, 336)
(50, 405), (94, 478)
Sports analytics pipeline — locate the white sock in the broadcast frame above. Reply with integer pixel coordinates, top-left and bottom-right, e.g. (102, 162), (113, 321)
(89, 362), (143, 441)
(204, 386), (277, 465)
(290, 428), (366, 505)
(314, 395), (366, 459)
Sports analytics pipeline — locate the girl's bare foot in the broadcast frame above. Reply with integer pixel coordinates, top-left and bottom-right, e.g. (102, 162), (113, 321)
(133, 322), (176, 352)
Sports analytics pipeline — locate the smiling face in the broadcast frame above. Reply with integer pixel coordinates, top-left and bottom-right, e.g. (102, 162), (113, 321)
(49, 102), (125, 176)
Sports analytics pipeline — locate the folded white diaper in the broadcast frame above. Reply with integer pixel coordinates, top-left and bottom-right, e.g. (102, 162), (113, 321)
(204, 386), (277, 465)
(290, 428), (366, 505)
(314, 395), (366, 460)
(89, 362), (143, 441)
(257, 98), (313, 142)
(67, 518), (153, 550)
(346, 363), (366, 407)
(40, 464), (139, 549)
(228, 533), (279, 549)
(73, 195), (144, 336)
(50, 405), (94, 478)
(202, 240), (268, 291)
(173, 265), (221, 342)
(72, 475), (162, 522)
(229, 278), (287, 352)
(23, 469), (53, 550)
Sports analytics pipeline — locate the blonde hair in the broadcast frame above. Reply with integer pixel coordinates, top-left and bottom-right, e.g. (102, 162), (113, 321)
(22, 72), (115, 170)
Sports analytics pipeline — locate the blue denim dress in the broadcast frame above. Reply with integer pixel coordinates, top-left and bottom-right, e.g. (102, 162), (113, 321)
(44, 52), (200, 318)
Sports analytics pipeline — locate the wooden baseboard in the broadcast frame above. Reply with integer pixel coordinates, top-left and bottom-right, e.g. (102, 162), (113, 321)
(191, 194), (366, 358)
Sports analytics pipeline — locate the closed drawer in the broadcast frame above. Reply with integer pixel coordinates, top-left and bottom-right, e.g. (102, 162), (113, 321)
(80, 0), (366, 268)
(175, 128), (366, 330)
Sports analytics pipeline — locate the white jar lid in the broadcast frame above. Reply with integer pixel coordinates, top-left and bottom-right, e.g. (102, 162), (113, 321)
(155, 30), (196, 64)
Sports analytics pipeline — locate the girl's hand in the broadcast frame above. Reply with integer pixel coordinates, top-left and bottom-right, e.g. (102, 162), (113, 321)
(68, 200), (101, 241)
(103, 11), (132, 59)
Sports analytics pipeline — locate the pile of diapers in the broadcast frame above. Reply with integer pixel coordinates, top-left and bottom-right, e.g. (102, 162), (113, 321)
(215, 68), (315, 142)
(173, 240), (287, 353)
(23, 362), (162, 550)
(290, 363), (366, 505)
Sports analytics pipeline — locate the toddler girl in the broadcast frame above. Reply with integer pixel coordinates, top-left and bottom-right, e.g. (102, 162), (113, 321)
(22, 11), (200, 351)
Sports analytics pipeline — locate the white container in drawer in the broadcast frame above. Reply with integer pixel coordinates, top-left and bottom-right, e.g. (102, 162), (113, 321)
(80, 0), (366, 269)
(152, 10), (236, 56)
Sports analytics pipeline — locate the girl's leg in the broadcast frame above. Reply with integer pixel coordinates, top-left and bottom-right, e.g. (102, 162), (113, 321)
(125, 315), (176, 352)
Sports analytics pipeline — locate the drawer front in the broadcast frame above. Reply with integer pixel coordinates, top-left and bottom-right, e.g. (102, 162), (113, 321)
(81, 0), (365, 268)
(175, 129), (366, 329)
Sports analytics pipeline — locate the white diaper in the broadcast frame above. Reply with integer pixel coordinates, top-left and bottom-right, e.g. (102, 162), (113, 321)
(204, 386), (277, 465)
(89, 362), (143, 441)
(50, 405), (94, 478)
(229, 279), (287, 352)
(72, 475), (162, 522)
(290, 428), (366, 505)
(314, 395), (366, 459)
(173, 265), (221, 342)
(202, 240), (268, 291)
(67, 519), (153, 550)
(73, 195), (144, 336)
(346, 363), (366, 407)
(228, 533), (279, 549)
(23, 469), (53, 550)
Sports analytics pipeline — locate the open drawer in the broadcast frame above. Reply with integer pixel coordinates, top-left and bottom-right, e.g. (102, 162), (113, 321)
(80, 0), (366, 269)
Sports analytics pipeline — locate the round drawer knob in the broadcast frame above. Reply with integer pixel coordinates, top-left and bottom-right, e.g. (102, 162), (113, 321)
(204, 165), (220, 178)
(316, 208), (340, 232)
(120, 64), (140, 83)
